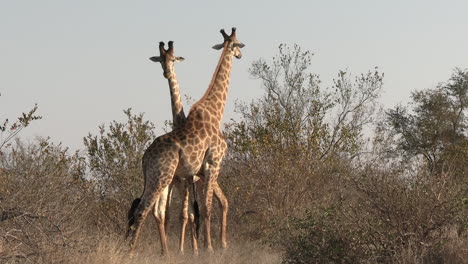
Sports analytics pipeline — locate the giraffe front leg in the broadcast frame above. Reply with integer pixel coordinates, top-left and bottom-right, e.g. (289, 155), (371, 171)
(213, 182), (228, 249)
(202, 161), (224, 252)
(201, 180), (215, 252)
(200, 143), (226, 252)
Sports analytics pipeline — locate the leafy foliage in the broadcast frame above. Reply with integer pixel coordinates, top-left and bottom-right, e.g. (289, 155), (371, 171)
(222, 44), (383, 241)
(83, 108), (155, 199)
(386, 68), (468, 175)
(282, 211), (356, 264)
(227, 44), (383, 161)
(0, 101), (42, 150)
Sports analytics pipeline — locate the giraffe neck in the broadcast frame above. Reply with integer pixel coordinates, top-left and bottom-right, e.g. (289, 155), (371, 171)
(190, 45), (233, 128)
(167, 72), (186, 129)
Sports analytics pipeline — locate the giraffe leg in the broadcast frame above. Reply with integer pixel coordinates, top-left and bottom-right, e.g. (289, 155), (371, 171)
(153, 186), (170, 256)
(128, 164), (177, 256)
(175, 178), (189, 254)
(199, 179), (213, 252)
(163, 182), (174, 232)
(213, 182), (228, 249)
(202, 180), (215, 251)
(197, 139), (227, 252)
(212, 136), (229, 249)
(201, 161), (223, 251)
(128, 194), (157, 253)
(190, 177), (201, 255)
(189, 201), (199, 256)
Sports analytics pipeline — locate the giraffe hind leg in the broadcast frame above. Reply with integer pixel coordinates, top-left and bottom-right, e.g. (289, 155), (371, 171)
(128, 194), (156, 252)
(177, 179), (190, 254)
(153, 186), (170, 256)
(163, 182), (174, 233)
(189, 207), (199, 256)
(128, 170), (176, 255)
(189, 180), (200, 255)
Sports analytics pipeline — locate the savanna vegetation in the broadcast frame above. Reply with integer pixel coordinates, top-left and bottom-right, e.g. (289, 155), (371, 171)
(1, 45), (466, 263)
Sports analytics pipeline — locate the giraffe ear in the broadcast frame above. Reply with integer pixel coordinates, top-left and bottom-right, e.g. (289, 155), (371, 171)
(149, 56), (162, 62)
(233, 43), (245, 48)
(174, 56), (185, 62)
(212, 43), (224, 50)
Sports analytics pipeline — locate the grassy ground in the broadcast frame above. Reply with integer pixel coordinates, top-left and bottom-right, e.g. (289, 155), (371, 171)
(67, 237), (281, 264)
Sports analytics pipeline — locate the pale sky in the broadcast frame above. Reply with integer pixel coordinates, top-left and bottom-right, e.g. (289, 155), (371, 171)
(1, 0), (468, 151)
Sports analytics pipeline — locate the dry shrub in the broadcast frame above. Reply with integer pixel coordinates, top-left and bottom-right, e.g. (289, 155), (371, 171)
(281, 210), (358, 264)
(0, 138), (90, 263)
(280, 164), (467, 263)
(0, 137), (279, 263)
(0, 138), (142, 263)
(221, 151), (345, 243)
(428, 234), (468, 264)
(349, 168), (466, 262)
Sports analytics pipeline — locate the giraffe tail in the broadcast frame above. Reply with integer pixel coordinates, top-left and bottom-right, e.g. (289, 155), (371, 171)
(191, 181), (201, 238)
(126, 198), (141, 238)
(193, 199), (200, 239)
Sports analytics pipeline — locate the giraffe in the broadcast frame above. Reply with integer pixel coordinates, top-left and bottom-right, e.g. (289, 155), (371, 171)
(127, 28), (244, 256)
(148, 40), (199, 255)
(149, 41), (230, 254)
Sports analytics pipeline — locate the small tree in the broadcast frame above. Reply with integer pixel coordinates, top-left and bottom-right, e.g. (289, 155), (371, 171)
(386, 68), (468, 176)
(222, 44), (383, 240)
(227, 44), (383, 161)
(83, 108), (155, 200)
(82, 109), (156, 235)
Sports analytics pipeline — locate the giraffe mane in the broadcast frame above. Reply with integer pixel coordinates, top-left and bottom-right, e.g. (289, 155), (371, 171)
(189, 42), (230, 112)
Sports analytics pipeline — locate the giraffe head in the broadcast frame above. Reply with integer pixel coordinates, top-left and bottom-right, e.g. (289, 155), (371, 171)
(150, 41), (185, 79)
(212, 27), (245, 59)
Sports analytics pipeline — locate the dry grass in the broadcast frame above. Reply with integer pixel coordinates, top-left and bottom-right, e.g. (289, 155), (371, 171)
(67, 237), (281, 264)
(395, 235), (468, 264)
